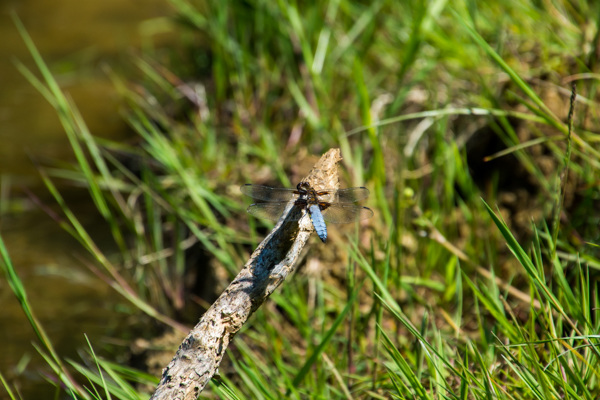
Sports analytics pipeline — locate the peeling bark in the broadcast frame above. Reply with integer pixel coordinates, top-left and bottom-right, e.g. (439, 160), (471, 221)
(149, 149), (342, 400)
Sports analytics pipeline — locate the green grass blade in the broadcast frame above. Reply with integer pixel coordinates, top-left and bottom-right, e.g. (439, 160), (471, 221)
(291, 283), (361, 388)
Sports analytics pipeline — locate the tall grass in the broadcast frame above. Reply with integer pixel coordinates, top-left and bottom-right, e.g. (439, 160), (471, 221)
(2, 0), (600, 398)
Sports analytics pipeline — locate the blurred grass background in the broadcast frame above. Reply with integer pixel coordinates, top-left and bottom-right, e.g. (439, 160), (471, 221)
(3, 0), (600, 398)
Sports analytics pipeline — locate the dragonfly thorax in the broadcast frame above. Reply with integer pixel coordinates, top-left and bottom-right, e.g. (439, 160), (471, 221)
(296, 182), (318, 202)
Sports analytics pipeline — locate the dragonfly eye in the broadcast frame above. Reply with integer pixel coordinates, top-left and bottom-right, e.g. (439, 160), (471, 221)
(297, 182), (310, 192)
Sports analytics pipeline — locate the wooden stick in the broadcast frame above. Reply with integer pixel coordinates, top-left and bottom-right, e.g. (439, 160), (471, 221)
(149, 149), (342, 400)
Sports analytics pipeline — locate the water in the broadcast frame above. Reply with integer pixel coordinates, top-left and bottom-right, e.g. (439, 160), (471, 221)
(0, 0), (172, 397)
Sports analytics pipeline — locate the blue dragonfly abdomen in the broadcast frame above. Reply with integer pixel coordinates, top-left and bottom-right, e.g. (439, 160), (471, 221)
(308, 203), (328, 242)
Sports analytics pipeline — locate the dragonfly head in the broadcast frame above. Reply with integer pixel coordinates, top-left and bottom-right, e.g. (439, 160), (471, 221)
(297, 182), (311, 192)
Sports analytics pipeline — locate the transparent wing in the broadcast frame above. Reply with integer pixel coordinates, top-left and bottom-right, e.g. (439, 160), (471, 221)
(247, 203), (304, 221)
(240, 184), (296, 202)
(322, 204), (374, 224)
(319, 187), (370, 203)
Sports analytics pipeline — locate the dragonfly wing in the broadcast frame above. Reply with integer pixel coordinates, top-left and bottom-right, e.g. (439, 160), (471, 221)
(247, 202), (303, 221)
(322, 204), (374, 224)
(332, 187), (370, 203)
(240, 184), (296, 201)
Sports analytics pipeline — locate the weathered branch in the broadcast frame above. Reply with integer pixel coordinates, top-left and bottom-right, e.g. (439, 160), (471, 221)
(149, 148), (342, 400)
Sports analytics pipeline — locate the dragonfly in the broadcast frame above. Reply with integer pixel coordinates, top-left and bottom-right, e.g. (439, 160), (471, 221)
(241, 182), (373, 243)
